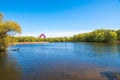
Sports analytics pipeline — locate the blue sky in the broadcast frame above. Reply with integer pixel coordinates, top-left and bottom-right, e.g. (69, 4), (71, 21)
(1, 0), (120, 37)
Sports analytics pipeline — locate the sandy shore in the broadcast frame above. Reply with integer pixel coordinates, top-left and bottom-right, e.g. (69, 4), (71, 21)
(15, 42), (49, 44)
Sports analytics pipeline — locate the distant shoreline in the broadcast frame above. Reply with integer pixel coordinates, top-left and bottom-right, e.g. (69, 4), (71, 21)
(15, 42), (49, 44)
(15, 41), (120, 44)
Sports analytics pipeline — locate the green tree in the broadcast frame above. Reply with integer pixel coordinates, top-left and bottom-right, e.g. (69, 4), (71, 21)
(103, 30), (117, 42)
(0, 13), (22, 51)
(72, 29), (118, 43)
(116, 29), (120, 40)
(93, 29), (106, 42)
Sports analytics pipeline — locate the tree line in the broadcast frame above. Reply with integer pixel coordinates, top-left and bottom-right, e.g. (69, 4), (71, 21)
(16, 36), (73, 42)
(16, 29), (120, 43)
(73, 29), (120, 43)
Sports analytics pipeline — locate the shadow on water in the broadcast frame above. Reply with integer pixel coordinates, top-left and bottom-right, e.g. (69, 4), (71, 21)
(0, 51), (22, 80)
(101, 72), (120, 80)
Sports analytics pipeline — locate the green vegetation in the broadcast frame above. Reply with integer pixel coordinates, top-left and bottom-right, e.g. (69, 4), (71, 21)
(117, 29), (120, 41)
(0, 14), (22, 51)
(16, 36), (73, 42)
(73, 29), (118, 43)
(16, 29), (120, 43)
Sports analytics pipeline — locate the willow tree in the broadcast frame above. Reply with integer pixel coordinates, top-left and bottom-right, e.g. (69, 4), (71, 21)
(0, 14), (22, 51)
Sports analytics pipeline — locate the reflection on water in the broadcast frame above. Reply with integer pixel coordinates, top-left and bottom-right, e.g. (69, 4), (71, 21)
(73, 42), (120, 54)
(0, 51), (22, 80)
(91, 43), (120, 54)
(1, 42), (120, 80)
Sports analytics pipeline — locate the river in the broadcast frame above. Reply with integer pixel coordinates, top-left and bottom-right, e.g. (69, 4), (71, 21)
(0, 42), (120, 80)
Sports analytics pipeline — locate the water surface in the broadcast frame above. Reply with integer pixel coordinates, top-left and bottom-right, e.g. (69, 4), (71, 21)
(0, 42), (120, 80)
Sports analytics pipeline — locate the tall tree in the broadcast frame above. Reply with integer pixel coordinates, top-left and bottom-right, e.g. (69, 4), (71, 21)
(0, 13), (22, 51)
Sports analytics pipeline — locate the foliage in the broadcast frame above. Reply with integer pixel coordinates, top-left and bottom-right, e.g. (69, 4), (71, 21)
(0, 13), (22, 51)
(73, 29), (118, 43)
(16, 29), (120, 43)
(16, 36), (72, 42)
(116, 29), (120, 40)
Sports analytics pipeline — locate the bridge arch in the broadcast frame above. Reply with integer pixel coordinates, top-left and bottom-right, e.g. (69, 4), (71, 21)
(39, 34), (46, 38)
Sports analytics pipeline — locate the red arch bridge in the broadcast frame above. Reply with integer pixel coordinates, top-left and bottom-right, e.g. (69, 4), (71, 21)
(39, 34), (46, 38)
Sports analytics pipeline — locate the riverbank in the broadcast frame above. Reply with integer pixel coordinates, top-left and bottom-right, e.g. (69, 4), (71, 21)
(15, 42), (49, 44)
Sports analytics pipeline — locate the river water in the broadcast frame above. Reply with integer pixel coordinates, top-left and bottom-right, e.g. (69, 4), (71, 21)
(0, 42), (120, 80)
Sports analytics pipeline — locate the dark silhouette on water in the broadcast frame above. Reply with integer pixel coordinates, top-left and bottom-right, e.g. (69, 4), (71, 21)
(11, 48), (20, 51)
(101, 72), (120, 80)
